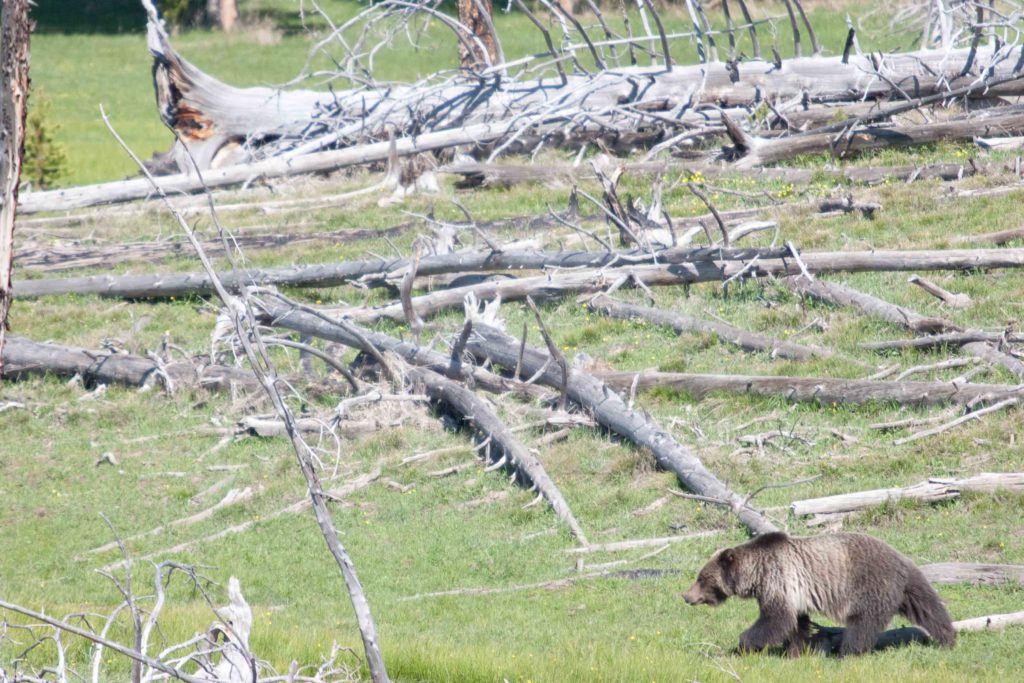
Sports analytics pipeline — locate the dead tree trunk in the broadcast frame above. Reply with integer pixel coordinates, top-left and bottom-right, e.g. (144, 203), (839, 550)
(0, 335), (259, 391)
(586, 292), (832, 360)
(207, 0), (237, 32)
(791, 473), (1024, 517)
(458, 0), (498, 70)
(131, 0), (1024, 175)
(407, 365), (588, 544)
(729, 105), (1024, 167)
(596, 370), (1024, 407)
(0, 0), (30, 374)
(463, 323), (778, 536)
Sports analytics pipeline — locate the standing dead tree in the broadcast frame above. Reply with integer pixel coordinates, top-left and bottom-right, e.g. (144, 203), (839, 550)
(457, 0), (499, 70)
(0, 0), (30, 373)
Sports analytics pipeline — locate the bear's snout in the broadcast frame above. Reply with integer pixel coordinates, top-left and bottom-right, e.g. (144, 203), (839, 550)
(682, 583), (704, 605)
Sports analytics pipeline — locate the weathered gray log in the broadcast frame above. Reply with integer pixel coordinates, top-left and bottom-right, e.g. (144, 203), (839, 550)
(908, 274), (972, 309)
(862, 331), (1024, 351)
(13, 227), (411, 273)
(952, 611), (1024, 632)
(253, 291), (548, 400)
(787, 275), (1024, 378)
(586, 292), (831, 360)
(0, 0), (30, 372)
(785, 275), (958, 334)
(10, 244), (793, 299)
(962, 341), (1024, 379)
(463, 323), (778, 536)
(791, 473), (1024, 517)
(956, 226), (1024, 245)
(0, 335), (258, 391)
(730, 105), (1024, 168)
(440, 160), (973, 189)
(337, 248), (1024, 324)
(596, 370), (1024, 407)
(142, 0), (1024, 166)
(921, 563), (1024, 587)
(17, 121), (514, 214)
(406, 365), (588, 544)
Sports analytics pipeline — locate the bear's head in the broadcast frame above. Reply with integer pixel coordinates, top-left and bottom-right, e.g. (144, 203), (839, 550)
(683, 547), (739, 607)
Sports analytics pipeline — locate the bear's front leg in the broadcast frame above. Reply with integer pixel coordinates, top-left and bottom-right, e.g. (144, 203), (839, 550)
(738, 603), (798, 653)
(784, 614), (812, 657)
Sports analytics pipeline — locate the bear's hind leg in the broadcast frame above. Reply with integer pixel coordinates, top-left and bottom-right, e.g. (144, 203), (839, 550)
(839, 613), (889, 656)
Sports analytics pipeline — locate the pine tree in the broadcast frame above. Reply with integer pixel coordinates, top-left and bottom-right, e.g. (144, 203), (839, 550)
(23, 88), (68, 191)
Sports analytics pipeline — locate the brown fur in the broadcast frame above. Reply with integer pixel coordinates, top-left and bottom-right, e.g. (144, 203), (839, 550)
(683, 532), (956, 656)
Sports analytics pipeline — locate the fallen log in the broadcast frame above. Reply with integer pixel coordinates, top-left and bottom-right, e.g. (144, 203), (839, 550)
(729, 104), (1024, 168)
(0, 335), (258, 391)
(140, 0), (1024, 172)
(440, 160), (974, 189)
(921, 563), (1024, 587)
(596, 370), (1024, 407)
(11, 244), (795, 300)
(585, 292), (831, 360)
(952, 611), (1024, 632)
(406, 365), (589, 545)
(254, 291), (549, 400)
(20, 4), (1024, 212)
(13, 227), (411, 273)
(961, 341), (1024, 379)
(462, 322), (778, 536)
(787, 275), (1024, 378)
(790, 473), (1024, 517)
(862, 330), (1024, 351)
(785, 275), (958, 334)
(336, 248), (1024, 324)
(22, 246), (1024, 302)
(956, 225), (1024, 245)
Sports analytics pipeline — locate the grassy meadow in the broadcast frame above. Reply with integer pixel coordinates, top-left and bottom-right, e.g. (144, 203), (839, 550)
(4, 1), (1024, 682)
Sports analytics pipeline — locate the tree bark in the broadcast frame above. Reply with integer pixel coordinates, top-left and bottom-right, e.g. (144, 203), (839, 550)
(463, 323), (779, 536)
(457, 0), (498, 70)
(0, 0), (30, 374)
(596, 370), (1024, 407)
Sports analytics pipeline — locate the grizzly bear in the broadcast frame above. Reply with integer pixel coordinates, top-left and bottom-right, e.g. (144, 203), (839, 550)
(683, 532), (956, 656)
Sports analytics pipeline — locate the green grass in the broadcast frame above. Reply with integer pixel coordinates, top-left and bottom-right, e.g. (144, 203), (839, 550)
(6, 2), (1024, 682)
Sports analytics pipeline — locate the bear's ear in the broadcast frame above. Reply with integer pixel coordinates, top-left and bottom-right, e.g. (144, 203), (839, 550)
(720, 548), (736, 565)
